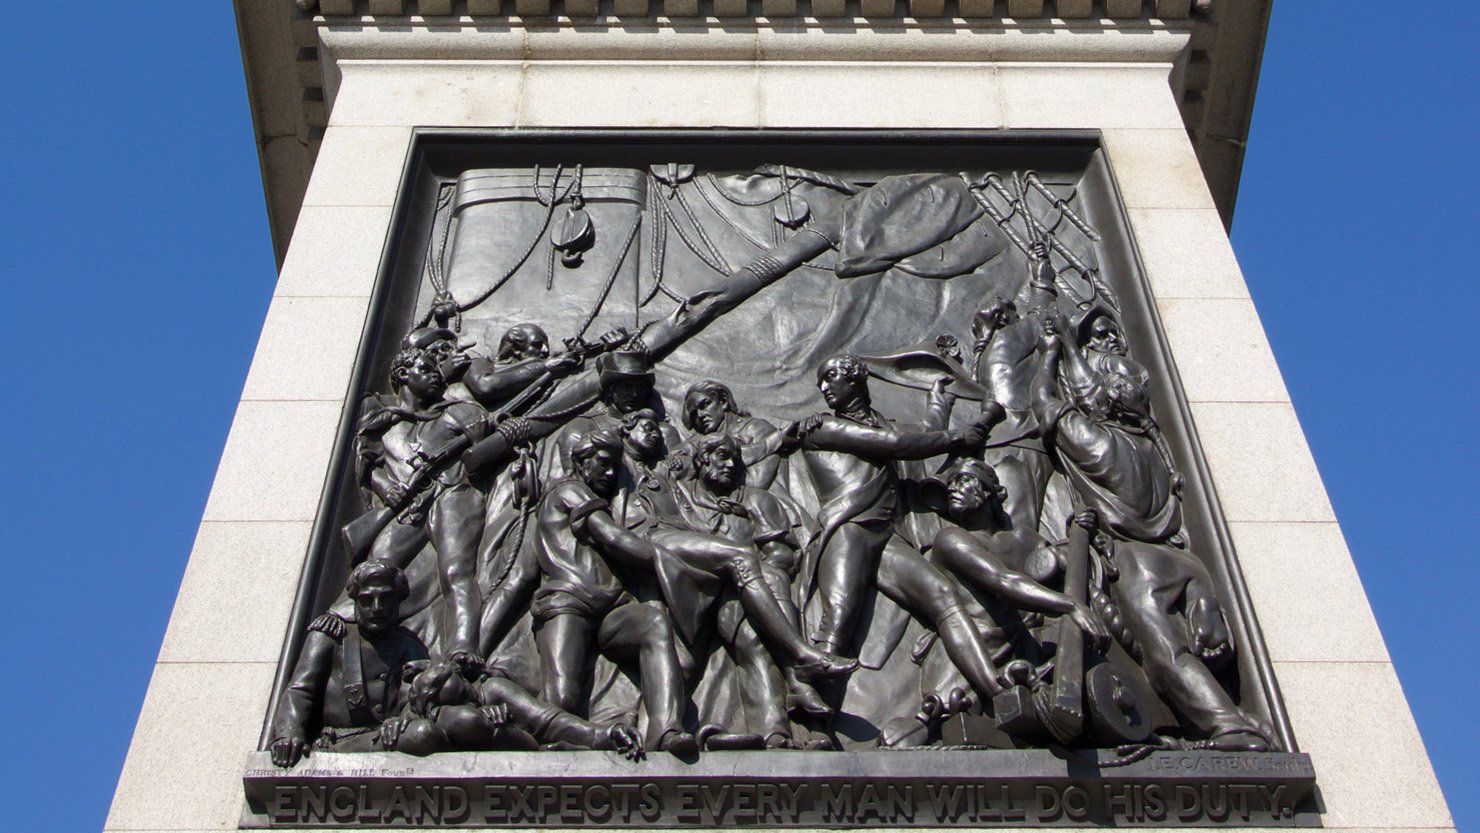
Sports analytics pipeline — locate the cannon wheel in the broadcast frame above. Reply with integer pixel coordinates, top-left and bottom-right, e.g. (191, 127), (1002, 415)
(1085, 662), (1154, 745)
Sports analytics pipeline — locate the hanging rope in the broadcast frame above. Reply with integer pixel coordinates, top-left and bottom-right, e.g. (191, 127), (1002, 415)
(573, 213), (642, 340)
(671, 186), (733, 273)
(423, 165), (566, 321)
(695, 176), (776, 253)
(652, 189), (731, 275)
(417, 183), (460, 329)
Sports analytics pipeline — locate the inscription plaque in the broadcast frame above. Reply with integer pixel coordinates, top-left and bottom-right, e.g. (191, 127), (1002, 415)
(246, 131), (1316, 827)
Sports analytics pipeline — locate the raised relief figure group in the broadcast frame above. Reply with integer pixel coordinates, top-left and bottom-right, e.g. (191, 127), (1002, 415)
(270, 165), (1273, 768)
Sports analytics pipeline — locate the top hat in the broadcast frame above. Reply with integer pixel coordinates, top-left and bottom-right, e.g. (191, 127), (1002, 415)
(596, 350), (656, 386)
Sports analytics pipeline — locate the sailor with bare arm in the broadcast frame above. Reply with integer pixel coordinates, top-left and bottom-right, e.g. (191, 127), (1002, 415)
(969, 241), (1061, 533)
(530, 428), (697, 755)
(321, 331), (492, 675)
(921, 456), (1111, 644)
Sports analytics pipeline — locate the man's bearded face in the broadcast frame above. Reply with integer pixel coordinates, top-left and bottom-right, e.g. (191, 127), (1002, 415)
(1087, 316), (1127, 356)
(353, 581), (402, 639)
(1105, 374), (1151, 423)
(605, 380), (650, 414)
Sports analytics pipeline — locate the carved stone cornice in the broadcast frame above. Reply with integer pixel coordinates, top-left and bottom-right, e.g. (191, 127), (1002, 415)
(234, 0), (1268, 261)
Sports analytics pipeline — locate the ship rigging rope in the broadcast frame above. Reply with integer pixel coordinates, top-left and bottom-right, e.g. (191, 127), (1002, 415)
(417, 165), (569, 326)
(573, 213), (642, 340)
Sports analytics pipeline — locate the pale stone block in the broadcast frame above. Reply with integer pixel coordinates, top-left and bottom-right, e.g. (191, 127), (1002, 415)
(1126, 207), (1250, 300)
(1275, 662), (1453, 829)
(519, 63), (761, 128)
(860, 0), (899, 18)
(525, 27), (758, 61)
(515, 0), (552, 14)
(1155, 298), (1290, 403)
(300, 125), (413, 208)
(1155, 0), (1192, 19)
(663, 0), (700, 16)
(419, 0), (455, 14)
(468, 0), (504, 12)
(714, 0), (749, 16)
(998, 66), (1186, 130)
(1188, 402), (1336, 523)
(811, 0), (847, 17)
(760, 0), (796, 16)
(158, 522), (314, 664)
(320, 0), (355, 15)
(368, 0), (407, 14)
(330, 62), (522, 127)
(759, 64), (1001, 129)
(241, 296), (370, 402)
(907, 0), (944, 17)
(1106, 0), (1143, 17)
(566, 0), (601, 15)
(958, 0), (994, 17)
(276, 205), (394, 298)
(1055, 0), (1093, 17)
(1227, 522), (1389, 664)
(105, 663), (276, 831)
(1101, 128), (1218, 209)
(1005, 0), (1043, 17)
(201, 400), (343, 522)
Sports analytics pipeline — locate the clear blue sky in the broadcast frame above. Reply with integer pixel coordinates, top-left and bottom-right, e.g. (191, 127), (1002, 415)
(0, 3), (1472, 832)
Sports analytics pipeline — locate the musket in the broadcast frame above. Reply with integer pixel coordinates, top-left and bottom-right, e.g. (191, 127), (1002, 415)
(461, 207), (843, 474)
(339, 333), (625, 563)
(339, 430), (478, 564)
(494, 332), (626, 421)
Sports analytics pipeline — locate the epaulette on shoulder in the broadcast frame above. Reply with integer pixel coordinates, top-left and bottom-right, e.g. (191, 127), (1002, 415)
(307, 612), (349, 642)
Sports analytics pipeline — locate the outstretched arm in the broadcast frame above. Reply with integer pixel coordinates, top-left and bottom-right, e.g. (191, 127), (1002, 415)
(464, 358), (549, 408)
(1024, 241), (1060, 320)
(583, 510), (665, 570)
(1031, 325), (1067, 428)
(799, 410), (998, 460)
